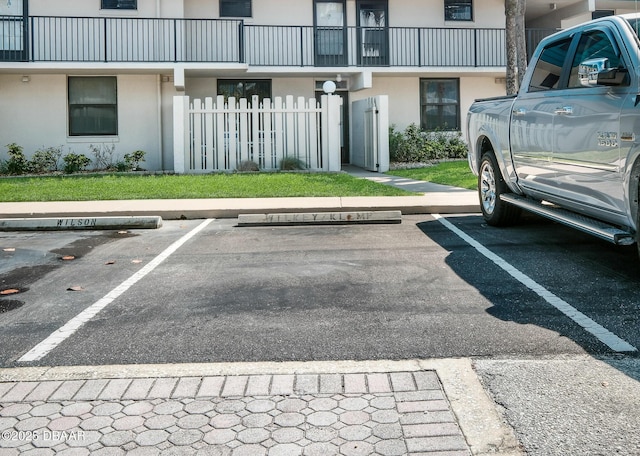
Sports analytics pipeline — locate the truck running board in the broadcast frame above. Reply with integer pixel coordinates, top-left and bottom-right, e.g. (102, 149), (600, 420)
(500, 194), (636, 246)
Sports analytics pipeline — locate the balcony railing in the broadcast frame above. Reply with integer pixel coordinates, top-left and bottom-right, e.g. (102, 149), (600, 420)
(0, 15), (555, 67)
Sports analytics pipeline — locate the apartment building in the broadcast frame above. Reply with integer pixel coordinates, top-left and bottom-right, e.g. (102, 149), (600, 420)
(0, 0), (634, 171)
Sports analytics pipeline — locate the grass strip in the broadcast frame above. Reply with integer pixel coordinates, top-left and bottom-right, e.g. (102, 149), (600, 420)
(0, 172), (413, 202)
(387, 160), (476, 190)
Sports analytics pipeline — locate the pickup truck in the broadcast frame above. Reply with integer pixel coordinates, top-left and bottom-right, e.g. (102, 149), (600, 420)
(467, 13), (640, 256)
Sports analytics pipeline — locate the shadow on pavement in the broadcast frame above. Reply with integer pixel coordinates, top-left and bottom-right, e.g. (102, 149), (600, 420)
(416, 215), (640, 383)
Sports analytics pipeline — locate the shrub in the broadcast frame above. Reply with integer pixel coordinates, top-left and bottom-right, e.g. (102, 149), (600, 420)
(115, 161), (129, 172)
(90, 144), (117, 170)
(4, 143), (29, 175)
(280, 156), (306, 171)
(63, 153), (91, 174)
(30, 146), (62, 173)
(389, 124), (468, 163)
(124, 150), (146, 171)
(236, 160), (260, 172)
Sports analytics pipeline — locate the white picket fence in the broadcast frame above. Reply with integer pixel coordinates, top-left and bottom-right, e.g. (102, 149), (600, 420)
(173, 94), (341, 173)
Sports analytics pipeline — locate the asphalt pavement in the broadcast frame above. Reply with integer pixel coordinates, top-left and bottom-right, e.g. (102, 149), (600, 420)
(1, 167), (639, 455)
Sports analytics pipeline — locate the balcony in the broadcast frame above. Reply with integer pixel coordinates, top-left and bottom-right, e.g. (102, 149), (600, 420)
(0, 15), (555, 68)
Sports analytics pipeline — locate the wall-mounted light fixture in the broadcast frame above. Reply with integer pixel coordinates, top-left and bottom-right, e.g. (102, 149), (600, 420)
(550, 3), (557, 10)
(21, 75), (30, 83)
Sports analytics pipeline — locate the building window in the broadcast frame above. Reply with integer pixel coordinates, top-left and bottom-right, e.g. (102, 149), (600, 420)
(420, 78), (460, 131)
(592, 10), (614, 20)
(220, 0), (252, 17)
(68, 77), (118, 136)
(217, 79), (271, 102)
(444, 0), (472, 21)
(101, 0), (137, 10)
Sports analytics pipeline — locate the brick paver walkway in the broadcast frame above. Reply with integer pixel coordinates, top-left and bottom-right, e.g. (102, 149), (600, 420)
(0, 371), (470, 455)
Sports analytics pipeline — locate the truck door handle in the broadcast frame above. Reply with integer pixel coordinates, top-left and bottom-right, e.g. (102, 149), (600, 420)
(513, 108), (527, 116)
(555, 106), (573, 115)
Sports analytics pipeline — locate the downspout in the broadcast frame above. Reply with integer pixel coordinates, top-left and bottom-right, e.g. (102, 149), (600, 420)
(157, 75), (164, 171)
(157, 0), (164, 170)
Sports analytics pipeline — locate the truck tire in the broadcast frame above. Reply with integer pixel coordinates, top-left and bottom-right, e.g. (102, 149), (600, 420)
(478, 152), (520, 226)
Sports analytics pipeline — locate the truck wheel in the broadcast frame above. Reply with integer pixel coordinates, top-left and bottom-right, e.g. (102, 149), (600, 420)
(479, 152), (520, 226)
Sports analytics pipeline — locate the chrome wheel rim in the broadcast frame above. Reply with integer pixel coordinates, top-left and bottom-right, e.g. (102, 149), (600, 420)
(480, 161), (497, 215)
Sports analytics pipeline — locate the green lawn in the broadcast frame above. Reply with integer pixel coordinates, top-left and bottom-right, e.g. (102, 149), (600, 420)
(387, 160), (476, 190)
(0, 172), (413, 202)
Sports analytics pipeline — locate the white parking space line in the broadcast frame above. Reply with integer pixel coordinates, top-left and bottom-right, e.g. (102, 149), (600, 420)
(433, 214), (638, 353)
(18, 219), (215, 363)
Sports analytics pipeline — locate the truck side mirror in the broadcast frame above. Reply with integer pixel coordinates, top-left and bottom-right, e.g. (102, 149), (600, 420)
(578, 57), (629, 87)
(597, 67), (629, 86)
(578, 58), (607, 86)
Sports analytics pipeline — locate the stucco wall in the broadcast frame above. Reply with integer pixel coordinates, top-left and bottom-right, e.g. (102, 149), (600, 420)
(348, 75), (504, 139)
(181, 74), (504, 142)
(390, 0), (504, 28)
(20, 0), (509, 29)
(0, 74), (163, 171)
(183, 0), (503, 27)
(29, 0), (184, 18)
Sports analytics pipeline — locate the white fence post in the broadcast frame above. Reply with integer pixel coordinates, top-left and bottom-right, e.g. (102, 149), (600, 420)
(204, 97), (214, 170)
(376, 95), (390, 172)
(173, 95), (190, 174)
(321, 94), (341, 172)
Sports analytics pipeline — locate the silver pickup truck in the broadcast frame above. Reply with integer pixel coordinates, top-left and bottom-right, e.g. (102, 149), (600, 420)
(467, 13), (640, 256)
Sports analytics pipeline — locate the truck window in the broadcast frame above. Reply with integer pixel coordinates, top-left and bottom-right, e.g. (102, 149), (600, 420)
(528, 37), (572, 92)
(568, 30), (622, 88)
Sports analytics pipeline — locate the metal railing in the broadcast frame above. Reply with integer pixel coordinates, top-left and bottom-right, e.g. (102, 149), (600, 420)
(28, 16), (244, 62)
(0, 15), (556, 67)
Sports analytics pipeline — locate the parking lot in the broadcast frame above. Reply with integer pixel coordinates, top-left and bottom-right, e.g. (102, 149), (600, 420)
(1, 214), (639, 368)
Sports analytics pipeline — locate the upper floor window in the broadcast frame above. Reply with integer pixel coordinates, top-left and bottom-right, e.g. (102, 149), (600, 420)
(220, 0), (252, 17)
(101, 0), (137, 10)
(592, 10), (614, 20)
(444, 0), (472, 21)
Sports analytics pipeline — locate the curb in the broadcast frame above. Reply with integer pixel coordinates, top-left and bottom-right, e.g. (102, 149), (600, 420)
(237, 210), (402, 226)
(0, 216), (163, 231)
(0, 197), (480, 221)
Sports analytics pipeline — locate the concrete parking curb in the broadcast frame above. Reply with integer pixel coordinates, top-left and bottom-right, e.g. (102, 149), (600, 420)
(0, 216), (163, 231)
(237, 210), (402, 226)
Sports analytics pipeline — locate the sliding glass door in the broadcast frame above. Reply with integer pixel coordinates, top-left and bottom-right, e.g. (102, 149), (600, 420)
(314, 0), (346, 66)
(357, 0), (388, 65)
(0, 0), (27, 61)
